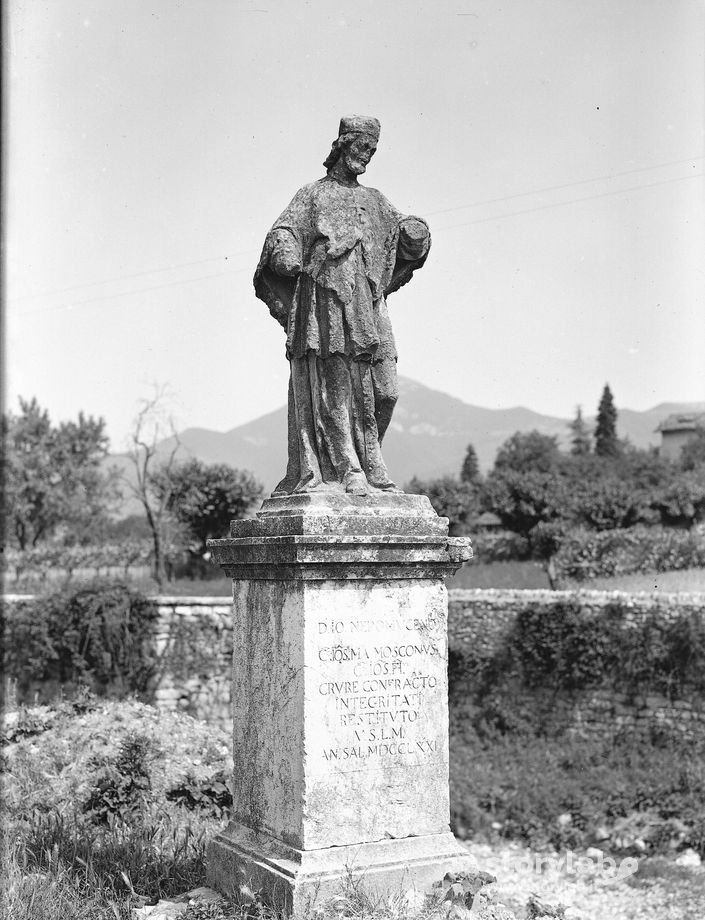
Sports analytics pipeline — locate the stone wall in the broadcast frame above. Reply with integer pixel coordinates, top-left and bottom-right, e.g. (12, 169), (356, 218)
(6, 589), (705, 737)
(150, 597), (233, 726)
(448, 589), (705, 739)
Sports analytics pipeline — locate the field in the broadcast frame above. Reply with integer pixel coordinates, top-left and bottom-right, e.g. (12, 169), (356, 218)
(449, 562), (705, 592)
(121, 564), (705, 595)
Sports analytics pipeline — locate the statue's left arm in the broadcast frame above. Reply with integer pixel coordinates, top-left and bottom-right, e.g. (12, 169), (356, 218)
(386, 214), (431, 298)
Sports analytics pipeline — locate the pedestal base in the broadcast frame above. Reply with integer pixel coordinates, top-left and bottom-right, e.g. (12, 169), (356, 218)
(207, 822), (473, 914)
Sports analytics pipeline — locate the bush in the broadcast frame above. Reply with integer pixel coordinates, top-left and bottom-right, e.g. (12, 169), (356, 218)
(4, 581), (159, 702)
(553, 525), (705, 582)
(472, 529), (531, 563)
(450, 598), (705, 707)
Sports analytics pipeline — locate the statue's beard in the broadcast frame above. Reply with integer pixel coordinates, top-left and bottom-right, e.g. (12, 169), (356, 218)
(344, 155), (368, 175)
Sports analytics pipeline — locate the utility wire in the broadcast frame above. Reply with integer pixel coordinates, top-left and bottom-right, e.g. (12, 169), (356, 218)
(433, 172), (703, 233)
(21, 266), (252, 317)
(16, 166), (704, 318)
(11, 155), (703, 306)
(12, 248), (260, 303)
(425, 154), (704, 217)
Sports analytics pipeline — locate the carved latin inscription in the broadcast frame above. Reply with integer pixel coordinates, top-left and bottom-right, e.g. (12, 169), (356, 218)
(313, 612), (445, 764)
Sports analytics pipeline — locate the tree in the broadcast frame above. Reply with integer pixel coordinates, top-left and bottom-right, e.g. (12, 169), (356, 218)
(493, 431), (561, 475)
(3, 397), (117, 550)
(152, 459), (263, 562)
(568, 406), (592, 456)
(406, 475), (479, 535)
(484, 468), (569, 538)
(571, 476), (654, 530)
(680, 426), (705, 471)
(460, 443), (481, 484)
(125, 391), (183, 587)
(594, 385), (618, 458)
(655, 469), (705, 528)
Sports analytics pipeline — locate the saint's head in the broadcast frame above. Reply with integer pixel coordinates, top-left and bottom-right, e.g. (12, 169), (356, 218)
(324, 116), (381, 177)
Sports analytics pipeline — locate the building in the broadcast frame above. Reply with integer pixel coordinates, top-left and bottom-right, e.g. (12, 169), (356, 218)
(656, 412), (705, 462)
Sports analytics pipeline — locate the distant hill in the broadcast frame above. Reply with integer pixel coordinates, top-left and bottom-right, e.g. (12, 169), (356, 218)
(109, 378), (704, 498)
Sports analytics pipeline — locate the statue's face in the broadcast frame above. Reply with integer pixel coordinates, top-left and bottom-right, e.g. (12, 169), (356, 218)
(342, 134), (378, 175)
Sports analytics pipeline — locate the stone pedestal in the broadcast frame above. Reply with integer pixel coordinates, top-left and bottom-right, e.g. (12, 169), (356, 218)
(207, 493), (473, 913)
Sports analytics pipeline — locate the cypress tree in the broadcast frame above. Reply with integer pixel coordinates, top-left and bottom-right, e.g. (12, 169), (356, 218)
(569, 406), (592, 456)
(460, 443), (481, 483)
(595, 384), (618, 457)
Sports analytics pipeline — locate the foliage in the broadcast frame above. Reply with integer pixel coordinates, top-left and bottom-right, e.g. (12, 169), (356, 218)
(655, 469), (705, 527)
(406, 475), (479, 535)
(4, 581), (159, 701)
(449, 597), (705, 855)
(84, 733), (156, 824)
(680, 425), (705, 471)
(493, 430), (562, 474)
(166, 770), (233, 818)
(512, 602), (705, 697)
(152, 458), (263, 561)
(472, 529), (531, 563)
(553, 524), (705, 582)
(571, 475), (655, 530)
(595, 384), (618, 458)
(3, 397), (118, 550)
(568, 406), (592, 456)
(460, 442), (481, 484)
(4, 540), (154, 590)
(483, 469), (568, 538)
(4, 699), (232, 918)
(449, 726), (705, 856)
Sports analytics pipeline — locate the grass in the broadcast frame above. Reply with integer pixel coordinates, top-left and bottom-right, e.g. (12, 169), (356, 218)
(448, 561), (551, 590)
(566, 567), (705, 593)
(5, 697), (705, 919)
(2, 698), (231, 919)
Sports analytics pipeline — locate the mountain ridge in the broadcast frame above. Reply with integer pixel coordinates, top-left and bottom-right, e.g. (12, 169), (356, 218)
(111, 378), (704, 494)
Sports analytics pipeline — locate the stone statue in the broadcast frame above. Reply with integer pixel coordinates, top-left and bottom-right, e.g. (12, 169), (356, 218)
(254, 116), (431, 496)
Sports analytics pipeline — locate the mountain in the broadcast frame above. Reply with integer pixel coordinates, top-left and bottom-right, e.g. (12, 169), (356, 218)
(110, 378), (704, 496)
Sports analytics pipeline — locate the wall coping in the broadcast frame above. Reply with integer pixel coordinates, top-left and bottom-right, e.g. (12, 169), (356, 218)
(4, 589), (705, 604)
(449, 589), (705, 603)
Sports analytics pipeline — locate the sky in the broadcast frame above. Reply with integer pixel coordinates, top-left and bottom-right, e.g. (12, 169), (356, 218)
(6, 0), (705, 451)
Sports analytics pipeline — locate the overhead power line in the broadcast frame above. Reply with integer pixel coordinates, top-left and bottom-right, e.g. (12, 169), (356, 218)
(14, 157), (704, 318)
(425, 154), (704, 218)
(433, 172), (703, 234)
(13, 248), (260, 303)
(21, 266), (252, 317)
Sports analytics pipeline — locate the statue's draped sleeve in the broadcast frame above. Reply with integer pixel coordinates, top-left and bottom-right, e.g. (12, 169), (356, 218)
(253, 185), (313, 329)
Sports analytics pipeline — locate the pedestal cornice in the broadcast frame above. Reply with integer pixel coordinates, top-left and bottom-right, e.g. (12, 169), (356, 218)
(208, 493), (472, 580)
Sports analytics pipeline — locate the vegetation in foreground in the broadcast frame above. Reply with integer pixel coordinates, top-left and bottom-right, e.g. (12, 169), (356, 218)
(5, 696), (705, 919)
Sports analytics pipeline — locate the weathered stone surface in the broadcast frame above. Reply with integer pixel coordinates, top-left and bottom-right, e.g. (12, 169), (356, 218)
(209, 493), (472, 581)
(208, 825), (471, 915)
(225, 577), (453, 849)
(207, 494), (472, 908)
(254, 115), (430, 497)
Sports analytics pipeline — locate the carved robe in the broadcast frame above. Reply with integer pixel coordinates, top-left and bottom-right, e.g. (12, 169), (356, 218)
(254, 175), (429, 494)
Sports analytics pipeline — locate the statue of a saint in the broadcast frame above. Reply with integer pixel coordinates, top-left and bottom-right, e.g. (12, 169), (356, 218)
(254, 116), (430, 496)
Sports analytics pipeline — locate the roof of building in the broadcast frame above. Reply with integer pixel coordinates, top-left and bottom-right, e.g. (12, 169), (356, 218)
(476, 511), (503, 528)
(656, 412), (705, 433)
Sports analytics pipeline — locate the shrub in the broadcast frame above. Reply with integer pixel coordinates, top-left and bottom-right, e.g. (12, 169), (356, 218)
(553, 525), (705, 582)
(166, 770), (233, 818)
(472, 529), (530, 562)
(451, 599), (705, 703)
(84, 733), (156, 824)
(4, 581), (159, 702)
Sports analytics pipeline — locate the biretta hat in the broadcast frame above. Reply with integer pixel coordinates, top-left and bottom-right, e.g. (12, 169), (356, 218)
(338, 115), (381, 140)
